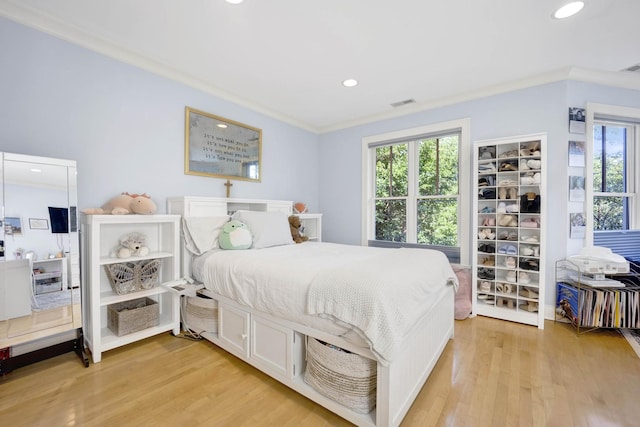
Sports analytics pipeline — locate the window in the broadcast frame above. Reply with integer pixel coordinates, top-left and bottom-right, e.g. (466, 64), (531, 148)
(362, 119), (470, 264)
(585, 104), (640, 254)
(592, 122), (635, 230)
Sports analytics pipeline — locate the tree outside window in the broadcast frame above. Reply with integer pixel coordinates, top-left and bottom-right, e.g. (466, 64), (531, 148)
(374, 134), (459, 247)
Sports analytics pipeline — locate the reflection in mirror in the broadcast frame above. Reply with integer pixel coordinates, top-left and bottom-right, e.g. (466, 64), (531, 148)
(0, 153), (80, 346)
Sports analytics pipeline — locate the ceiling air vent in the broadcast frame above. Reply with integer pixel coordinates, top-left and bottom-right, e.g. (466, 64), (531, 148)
(621, 64), (640, 73)
(390, 98), (416, 108)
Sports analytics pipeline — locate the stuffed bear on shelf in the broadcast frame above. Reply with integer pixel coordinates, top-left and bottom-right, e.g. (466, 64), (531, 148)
(110, 232), (150, 258)
(288, 215), (308, 244)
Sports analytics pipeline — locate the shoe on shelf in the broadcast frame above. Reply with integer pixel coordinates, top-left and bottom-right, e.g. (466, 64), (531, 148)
(499, 187), (507, 199)
(482, 256), (495, 266)
(520, 218), (539, 228)
(496, 283), (504, 293)
(518, 272), (531, 284)
(520, 287), (538, 298)
(505, 257), (516, 268)
(533, 172), (541, 183)
(521, 246), (534, 256)
(497, 202), (507, 213)
(498, 231), (509, 240)
(506, 270), (516, 283)
(520, 160), (530, 171)
(499, 214), (513, 226)
(508, 187), (518, 199)
(483, 217), (496, 226)
(505, 203), (518, 213)
(520, 174), (535, 185)
(506, 245), (517, 255)
(507, 231), (518, 241)
(480, 281), (491, 293)
(527, 159), (541, 170)
(521, 234), (539, 243)
(480, 206), (495, 213)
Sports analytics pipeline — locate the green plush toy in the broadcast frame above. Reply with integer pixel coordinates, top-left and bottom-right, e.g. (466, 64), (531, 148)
(218, 220), (252, 250)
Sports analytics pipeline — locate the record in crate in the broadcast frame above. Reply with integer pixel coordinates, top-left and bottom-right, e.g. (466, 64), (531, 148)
(105, 259), (161, 295)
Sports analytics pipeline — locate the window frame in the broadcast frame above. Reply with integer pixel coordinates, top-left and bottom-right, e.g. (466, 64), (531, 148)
(361, 118), (470, 265)
(585, 103), (640, 244)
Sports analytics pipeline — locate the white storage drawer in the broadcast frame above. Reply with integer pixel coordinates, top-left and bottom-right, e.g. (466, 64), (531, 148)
(219, 303), (250, 358)
(251, 315), (294, 378)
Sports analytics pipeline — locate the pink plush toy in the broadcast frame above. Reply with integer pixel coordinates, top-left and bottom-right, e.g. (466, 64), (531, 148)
(81, 192), (157, 215)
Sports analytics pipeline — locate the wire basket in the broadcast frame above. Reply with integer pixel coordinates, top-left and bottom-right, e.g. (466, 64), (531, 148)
(104, 259), (161, 295)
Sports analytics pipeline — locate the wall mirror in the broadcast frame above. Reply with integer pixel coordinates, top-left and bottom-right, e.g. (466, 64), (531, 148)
(0, 152), (81, 347)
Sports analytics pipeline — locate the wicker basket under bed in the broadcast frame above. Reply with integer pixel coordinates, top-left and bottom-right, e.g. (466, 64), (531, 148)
(304, 337), (377, 414)
(185, 295), (218, 333)
(104, 259), (161, 295)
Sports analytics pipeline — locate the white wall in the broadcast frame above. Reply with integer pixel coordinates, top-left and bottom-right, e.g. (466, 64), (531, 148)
(0, 17), (321, 213)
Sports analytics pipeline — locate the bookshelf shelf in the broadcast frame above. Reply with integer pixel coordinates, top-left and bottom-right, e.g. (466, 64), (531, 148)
(555, 259), (640, 334)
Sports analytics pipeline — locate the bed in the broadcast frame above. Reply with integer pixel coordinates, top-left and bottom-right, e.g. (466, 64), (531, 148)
(167, 196), (457, 427)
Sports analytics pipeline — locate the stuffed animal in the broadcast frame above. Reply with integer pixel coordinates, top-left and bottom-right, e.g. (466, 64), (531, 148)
(110, 232), (149, 258)
(289, 215), (308, 244)
(81, 192), (157, 215)
(219, 220), (252, 250)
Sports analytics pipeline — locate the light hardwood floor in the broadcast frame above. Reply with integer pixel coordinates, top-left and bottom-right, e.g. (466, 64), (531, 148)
(1, 316), (639, 427)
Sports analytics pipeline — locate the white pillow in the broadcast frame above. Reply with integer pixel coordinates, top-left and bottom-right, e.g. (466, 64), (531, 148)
(182, 216), (230, 255)
(232, 210), (293, 249)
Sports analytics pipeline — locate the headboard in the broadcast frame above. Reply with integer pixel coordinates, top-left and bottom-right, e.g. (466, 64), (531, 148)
(166, 196), (293, 278)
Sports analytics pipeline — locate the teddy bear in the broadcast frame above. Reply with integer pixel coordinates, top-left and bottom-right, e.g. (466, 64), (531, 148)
(110, 232), (149, 258)
(288, 215), (308, 244)
(81, 192), (157, 215)
(218, 220), (252, 250)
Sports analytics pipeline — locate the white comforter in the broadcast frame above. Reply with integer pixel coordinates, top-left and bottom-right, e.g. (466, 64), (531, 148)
(193, 242), (457, 365)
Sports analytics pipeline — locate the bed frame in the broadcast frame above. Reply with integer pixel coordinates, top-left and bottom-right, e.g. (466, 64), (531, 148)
(167, 196), (455, 427)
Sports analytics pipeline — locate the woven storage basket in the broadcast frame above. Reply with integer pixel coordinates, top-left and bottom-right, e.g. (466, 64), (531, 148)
(304, 337), (377, 414)
(185, 295), (218, 333)
(107, 297), (159, 336)
(104, 259), (161, 295)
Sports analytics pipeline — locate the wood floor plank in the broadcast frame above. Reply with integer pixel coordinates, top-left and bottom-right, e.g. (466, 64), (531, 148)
(1, 316), (639, 426)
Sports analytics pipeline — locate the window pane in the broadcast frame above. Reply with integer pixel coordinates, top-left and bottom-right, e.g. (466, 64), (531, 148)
(593, 196), (628, 230)
(604, 126), (627, 193)
(417, 198), (458, 246)
(418, 135), (459, 196)
(593, 125), (603, 191)
(375, 144), (408, 198)
(375, 199), (406, 242)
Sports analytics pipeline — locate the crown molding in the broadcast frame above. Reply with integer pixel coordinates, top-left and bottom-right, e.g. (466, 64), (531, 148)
(0, 2), (319, 133)
(319, 67), (640, 134)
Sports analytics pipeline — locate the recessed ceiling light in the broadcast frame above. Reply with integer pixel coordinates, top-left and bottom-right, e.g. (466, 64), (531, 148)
(225, 0), (244, 4)
(217, 123), (228, 128)
(342, 78), (358, 88)
(554, 1), (584, 19)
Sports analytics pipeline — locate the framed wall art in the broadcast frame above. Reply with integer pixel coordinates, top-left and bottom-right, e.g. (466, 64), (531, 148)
(29, 218), (49, 230)
(184, 107), (262, 182)
(4, 216), (23, 235)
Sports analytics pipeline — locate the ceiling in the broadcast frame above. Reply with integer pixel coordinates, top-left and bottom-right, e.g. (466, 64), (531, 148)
(1, 0), (640, 133)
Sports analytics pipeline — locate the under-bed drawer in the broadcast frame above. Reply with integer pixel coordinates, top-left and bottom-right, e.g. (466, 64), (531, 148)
(251, 315), (295, 378)
(219, 304), (250, 358)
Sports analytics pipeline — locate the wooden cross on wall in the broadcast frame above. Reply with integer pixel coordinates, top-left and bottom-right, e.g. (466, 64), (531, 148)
(224, 179), (233, 198)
